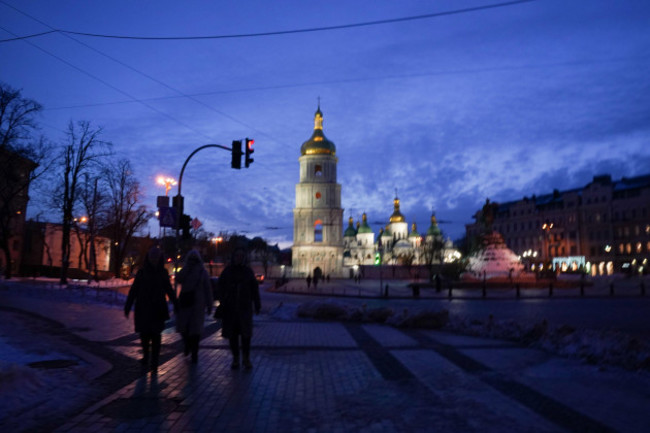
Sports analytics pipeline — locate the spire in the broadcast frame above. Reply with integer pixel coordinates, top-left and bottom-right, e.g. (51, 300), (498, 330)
(314, 100), (323, 130)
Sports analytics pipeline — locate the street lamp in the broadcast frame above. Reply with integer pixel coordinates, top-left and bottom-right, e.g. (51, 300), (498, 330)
(542, 220), (554, 270)
(156, 176), (177, 196)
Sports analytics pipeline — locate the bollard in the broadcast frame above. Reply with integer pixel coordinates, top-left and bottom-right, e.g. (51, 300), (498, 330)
(516, 284), (520, 298)
(610, 283), (614, 296)
(448, 284), (452, 299)
(641, 282), (646, 296)
(549, 283), (553, 297)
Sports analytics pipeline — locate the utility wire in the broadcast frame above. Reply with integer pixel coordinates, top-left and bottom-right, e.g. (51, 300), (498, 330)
(0, 0), (536, 43)
(0, 24), (217, 142)
(41, 55), (646, 112)
(1, 1), (275, 142)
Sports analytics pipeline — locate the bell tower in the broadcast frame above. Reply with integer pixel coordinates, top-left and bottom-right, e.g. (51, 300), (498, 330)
(292, 104), (343, 277)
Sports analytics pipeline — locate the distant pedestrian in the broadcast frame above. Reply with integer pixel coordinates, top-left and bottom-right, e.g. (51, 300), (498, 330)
(326, 274), (330, 283)
(306, 274), (312, 289)
(124, 247), (177, 374)
(435, 274), (442, 293)
(219, 248), (261, 370)
(313, 274), (319, 289)
(176, 250), (213, 364)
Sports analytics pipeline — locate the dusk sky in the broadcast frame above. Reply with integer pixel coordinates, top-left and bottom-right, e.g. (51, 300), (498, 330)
(1, 0), (649, 248)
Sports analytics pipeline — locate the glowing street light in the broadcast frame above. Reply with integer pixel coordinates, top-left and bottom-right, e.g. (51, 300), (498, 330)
(157, 176), (177, 196)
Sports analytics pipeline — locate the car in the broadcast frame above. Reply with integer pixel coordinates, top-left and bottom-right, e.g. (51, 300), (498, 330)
(255, 274), (265, 283)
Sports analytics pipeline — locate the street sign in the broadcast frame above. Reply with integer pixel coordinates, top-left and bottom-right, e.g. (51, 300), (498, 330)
(158, 207), (177, 228)
(191, 217), (202, 230)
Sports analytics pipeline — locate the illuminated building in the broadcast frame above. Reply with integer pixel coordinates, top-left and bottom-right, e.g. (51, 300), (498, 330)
(466, 174), (650, 275)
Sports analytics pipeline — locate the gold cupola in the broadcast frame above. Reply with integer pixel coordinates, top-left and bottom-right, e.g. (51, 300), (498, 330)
(300, 104), (336, 156)
(389, 195), (405, 223)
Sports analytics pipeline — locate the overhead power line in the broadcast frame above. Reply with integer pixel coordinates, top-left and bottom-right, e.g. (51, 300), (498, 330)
(0, 0), (535, 43)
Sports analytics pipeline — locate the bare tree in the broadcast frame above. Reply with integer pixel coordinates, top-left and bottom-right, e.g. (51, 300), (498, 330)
(422, 235), (445, 281)
(54, 121), (111, 284)
(103, 159), (150, 278)
(0, 82), (51, 279)
(79, 174), (107, 281)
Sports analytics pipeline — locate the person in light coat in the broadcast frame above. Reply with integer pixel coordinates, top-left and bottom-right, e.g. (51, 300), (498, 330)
(124, 246), (177, 373)
(175, 249), (213, 363)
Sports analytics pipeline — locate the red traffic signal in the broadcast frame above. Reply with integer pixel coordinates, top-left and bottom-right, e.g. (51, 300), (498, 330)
(245, 138), (254, 168)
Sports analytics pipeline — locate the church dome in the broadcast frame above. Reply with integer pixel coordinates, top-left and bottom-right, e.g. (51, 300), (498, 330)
(344, 216), (357, 237)
(427, 214), (442, 236)
(389, 196), (405, 223)
(409, 222), (420, 237)
(301, 105), (336, 156)
(357, 213), (373, 234)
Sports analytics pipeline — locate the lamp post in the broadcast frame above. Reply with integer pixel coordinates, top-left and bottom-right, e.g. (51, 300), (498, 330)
(542, 221), (554, 271)
(157, 176), (177, 196)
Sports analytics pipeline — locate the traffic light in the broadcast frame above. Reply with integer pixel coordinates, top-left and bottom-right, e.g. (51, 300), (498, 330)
(245, 138), (254, 168)
(181, 214), (191, 239)
(231, 140), (242, 169)
(172, 195), (184, 217)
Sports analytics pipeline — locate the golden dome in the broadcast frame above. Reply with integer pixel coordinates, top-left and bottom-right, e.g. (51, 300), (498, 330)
(389, 196), (405, 223)
(300, 105), (336, 156)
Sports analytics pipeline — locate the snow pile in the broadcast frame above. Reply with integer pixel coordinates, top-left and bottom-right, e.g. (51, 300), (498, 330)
(288, 300), (449, 329)
(446, 315), (650, 371)
(272, 300), (650, 371)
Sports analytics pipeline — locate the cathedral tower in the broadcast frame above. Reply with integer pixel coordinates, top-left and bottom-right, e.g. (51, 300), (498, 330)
(292, 105), (343, 277)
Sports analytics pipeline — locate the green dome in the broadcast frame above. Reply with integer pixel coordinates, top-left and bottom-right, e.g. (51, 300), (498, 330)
(409, 222), (420, 237)
(427, 214), (442, 236)
(300, 106), (336, 156)
(357, 213), (373, 234)
(344, 216), (357, 237)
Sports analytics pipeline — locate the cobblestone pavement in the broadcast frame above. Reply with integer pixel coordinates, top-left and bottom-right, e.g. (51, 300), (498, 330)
(3, 281), (650, 432)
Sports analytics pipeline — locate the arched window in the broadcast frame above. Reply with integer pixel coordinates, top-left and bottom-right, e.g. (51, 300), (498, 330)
(314, 219), (323, 242)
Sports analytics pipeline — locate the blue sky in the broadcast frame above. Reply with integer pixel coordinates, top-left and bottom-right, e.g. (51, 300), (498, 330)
(1, 0), (649, 248)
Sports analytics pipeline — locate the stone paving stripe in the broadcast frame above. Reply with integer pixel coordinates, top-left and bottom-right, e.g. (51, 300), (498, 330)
(343, 323), (415, 381)
(409, 330), (617, 433)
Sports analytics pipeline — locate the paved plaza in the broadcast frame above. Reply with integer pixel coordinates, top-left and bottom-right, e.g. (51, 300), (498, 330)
(1, 278), (650, 432)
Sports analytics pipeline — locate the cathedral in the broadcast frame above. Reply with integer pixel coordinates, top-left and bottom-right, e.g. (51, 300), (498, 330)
(292, 106), (456, 278)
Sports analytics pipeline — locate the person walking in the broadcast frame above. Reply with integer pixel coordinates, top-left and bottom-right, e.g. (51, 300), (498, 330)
(176, 249), (213, 363)
(124, 246), (177, 374)
(218, 248), (261, 370)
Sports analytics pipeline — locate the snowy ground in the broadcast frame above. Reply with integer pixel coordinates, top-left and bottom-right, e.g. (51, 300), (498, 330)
(2, 277), (650, 432)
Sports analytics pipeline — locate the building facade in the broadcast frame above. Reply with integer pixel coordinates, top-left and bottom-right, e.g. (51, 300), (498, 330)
(291, 106), (344, 277)
(465, 174), (650, 275)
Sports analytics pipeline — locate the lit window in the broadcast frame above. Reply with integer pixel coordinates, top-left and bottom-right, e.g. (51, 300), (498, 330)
(314, 219), (323, 242)
(315, 192), (321, 200)
(636, 242), (642, 253)
(314, 165), (322, 177)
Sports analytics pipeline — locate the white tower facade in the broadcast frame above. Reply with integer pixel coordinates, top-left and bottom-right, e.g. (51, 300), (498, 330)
(292, 106), (343, 277)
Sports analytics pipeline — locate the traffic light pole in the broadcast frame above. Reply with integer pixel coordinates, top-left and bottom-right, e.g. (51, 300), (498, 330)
(174, 143), (233, 280)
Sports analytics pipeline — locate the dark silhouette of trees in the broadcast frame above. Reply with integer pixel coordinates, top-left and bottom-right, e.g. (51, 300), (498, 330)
(103, 158), (150, 278)
(53, 121), (111, 284)
(0, 82), (51, 279)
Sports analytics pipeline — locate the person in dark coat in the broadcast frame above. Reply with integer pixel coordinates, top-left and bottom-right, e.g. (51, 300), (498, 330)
(218, 248), (261, 369)
(124, 246), (177, 373)
(176, 249), (213, 363)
